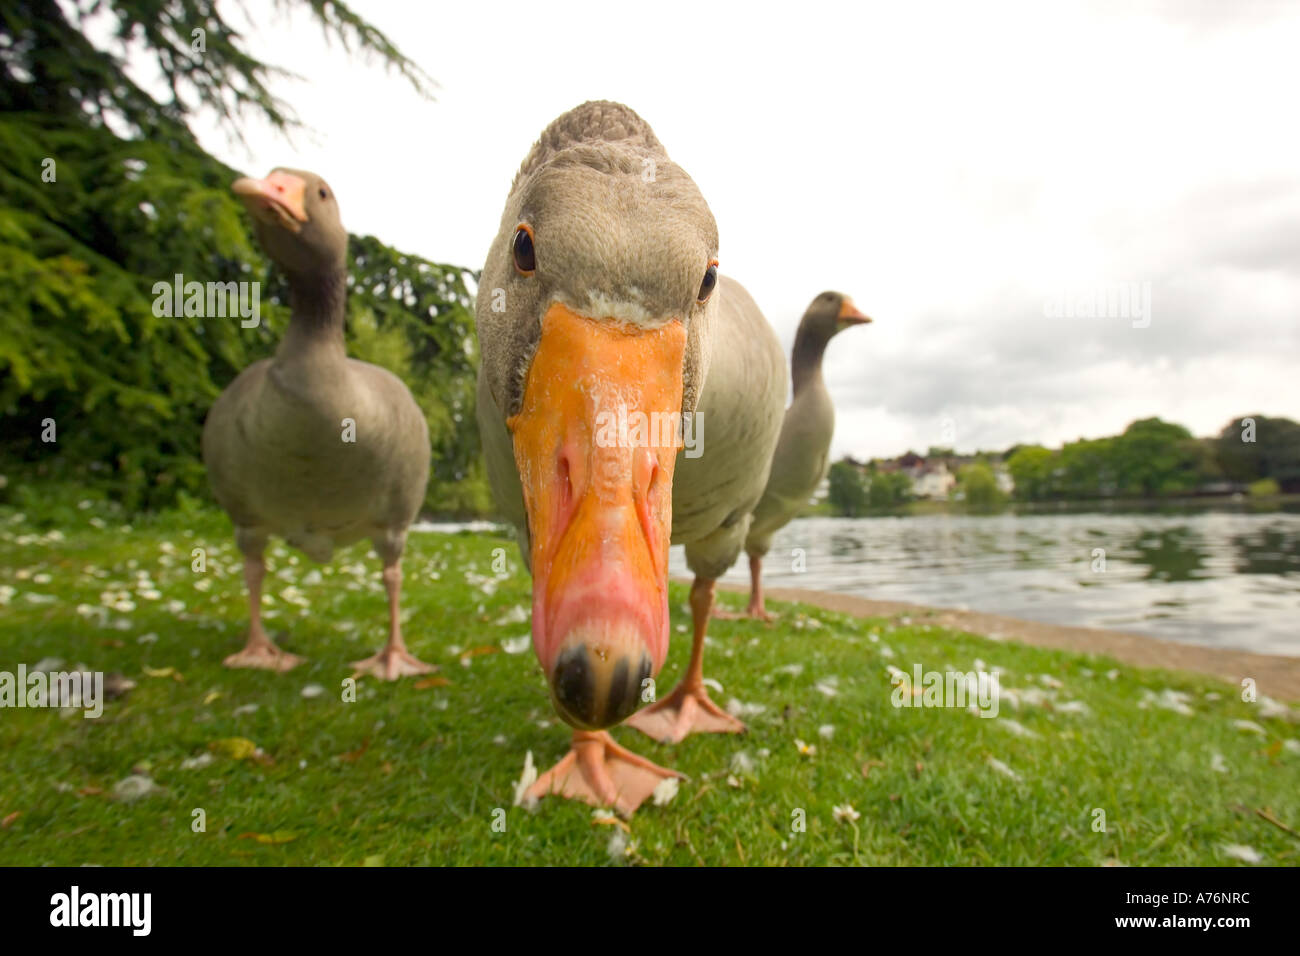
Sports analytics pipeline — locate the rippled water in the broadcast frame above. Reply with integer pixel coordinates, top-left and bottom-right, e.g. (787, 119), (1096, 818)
(669, 505), (1300, 657)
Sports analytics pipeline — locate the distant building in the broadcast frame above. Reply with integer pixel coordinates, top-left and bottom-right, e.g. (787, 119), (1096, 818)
(911, 463), (956, 500)
(850, 452), (1016, 500)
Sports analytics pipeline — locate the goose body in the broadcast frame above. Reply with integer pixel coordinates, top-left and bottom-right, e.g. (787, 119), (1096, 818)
(475, 102), (786, 813)
(740, 291), (871, 617)
(202, 168), (433, 678)
(204, 350), (429, 562)
(671, 276), (787, 566)
(744, 378), (836, 558)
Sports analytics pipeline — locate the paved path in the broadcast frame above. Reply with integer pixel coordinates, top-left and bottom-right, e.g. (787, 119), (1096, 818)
(707, 580), (1300, 702)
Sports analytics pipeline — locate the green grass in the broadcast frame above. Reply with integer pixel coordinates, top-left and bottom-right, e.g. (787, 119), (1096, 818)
(1, 497), (1298, 866)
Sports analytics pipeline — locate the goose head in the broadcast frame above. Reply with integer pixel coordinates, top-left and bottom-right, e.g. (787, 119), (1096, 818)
(232, 168), (347, 277)
(798, 291), (872, 347)
(478, 102), (719, 730)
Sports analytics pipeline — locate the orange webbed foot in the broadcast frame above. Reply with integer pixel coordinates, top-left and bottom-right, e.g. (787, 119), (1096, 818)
(524, 731), (685, 818)
(224, 634), (303, 672)
(349, 645), (435, 680)
(624, 681), (746, 744)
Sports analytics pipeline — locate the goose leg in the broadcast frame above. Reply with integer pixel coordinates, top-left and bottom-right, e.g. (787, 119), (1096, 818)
(350, 557), (436, 680)
(224, 534), (304, 671)
(744, 553), (777, 621)
(625, 577), (746, 744)
(710, 554), (778, 621)
(526, 730), (685, 818)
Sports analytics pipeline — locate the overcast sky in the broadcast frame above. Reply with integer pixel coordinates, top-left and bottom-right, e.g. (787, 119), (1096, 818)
(155, 0), (1299, 459)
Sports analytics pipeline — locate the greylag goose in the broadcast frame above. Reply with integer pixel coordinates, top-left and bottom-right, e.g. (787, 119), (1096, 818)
(476, 102), (787, 814)
(737, 291), (871, 619)
(202, 168), (435, 680)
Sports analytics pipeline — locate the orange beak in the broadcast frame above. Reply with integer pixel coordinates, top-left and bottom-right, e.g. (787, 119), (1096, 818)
(838, 297), (873, 327)
(508, 302), (686, 729)
(232, 170), (308, 232)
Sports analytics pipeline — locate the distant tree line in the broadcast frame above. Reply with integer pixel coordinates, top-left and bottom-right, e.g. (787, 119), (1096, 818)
(825, 414), (1300, 516)
(1006, 416), (1300, 501)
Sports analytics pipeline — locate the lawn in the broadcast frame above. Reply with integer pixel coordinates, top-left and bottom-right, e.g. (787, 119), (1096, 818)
(1, 491), (1297, 866)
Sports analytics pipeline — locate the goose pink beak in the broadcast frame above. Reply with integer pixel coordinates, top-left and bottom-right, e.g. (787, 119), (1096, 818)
(508, 302), (686, 729)
(232, 171), (308, 231)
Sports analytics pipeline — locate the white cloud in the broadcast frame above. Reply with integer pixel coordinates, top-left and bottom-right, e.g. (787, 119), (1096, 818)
(165, 0), (1300, 457)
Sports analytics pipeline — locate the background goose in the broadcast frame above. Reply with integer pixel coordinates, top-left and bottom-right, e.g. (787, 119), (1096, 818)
(202, 168), (435, 680)
(476, 102), (787, 815)
(735, 291), (871, 619)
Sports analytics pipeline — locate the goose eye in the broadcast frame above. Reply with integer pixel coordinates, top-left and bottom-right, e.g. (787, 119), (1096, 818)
(513, 225), (536, 275)
(697, 261), (719, 303)
(318, 187), (328, 200)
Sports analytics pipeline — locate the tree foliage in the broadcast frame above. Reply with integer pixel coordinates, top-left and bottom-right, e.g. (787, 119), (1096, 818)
(1006, 444), (1055, 501)
(0, 0), (487, 515)
(1006, 416), (1292, 502)
(867, 470), (911, 510)
(957, 462), (1003, 509)
(1214, 415), (1300, 493)
(827, 459), (870, 517)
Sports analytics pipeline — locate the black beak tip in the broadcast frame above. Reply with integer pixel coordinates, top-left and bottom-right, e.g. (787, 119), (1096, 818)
(550, 646), (652, 730)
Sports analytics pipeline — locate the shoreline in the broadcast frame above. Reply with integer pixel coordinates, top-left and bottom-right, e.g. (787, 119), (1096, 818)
(705, 579), (1300, 702)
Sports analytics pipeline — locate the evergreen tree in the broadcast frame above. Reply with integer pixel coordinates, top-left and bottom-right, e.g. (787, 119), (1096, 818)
(0, 0), (487, 514)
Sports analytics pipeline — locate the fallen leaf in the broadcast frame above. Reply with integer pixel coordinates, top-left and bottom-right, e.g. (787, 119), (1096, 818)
(459, 645), (500, 660)
(202, 691), (222, 706)
(591, 811), (631, 833)
(339, 738), (371, 763)
(1255, 807), (1300, 840)
(208, 737), (259, 760)
(142, 665), (184, 681)
(413, 676), (451, 689)
(861, 760), (886, 778)
(237, 830), (298, 845)
(1, 812), (20, 828)
(77, 786), (102, 797)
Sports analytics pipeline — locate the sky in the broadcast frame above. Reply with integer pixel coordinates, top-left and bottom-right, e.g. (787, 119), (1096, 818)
(129, 0), (1300, 459)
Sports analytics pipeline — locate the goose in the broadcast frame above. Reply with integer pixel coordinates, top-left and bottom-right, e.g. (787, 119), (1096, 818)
(476, 102), (787, 815)
(735, 291), (872, 619)
(202, 168), (435, 680)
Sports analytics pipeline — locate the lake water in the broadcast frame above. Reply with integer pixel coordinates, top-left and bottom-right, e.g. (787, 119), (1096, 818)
(668, 504), (1300, 657)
